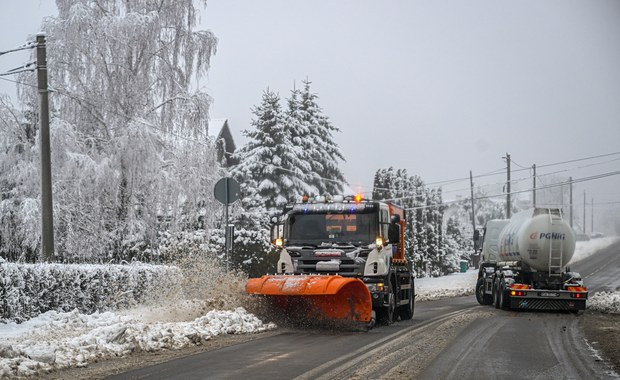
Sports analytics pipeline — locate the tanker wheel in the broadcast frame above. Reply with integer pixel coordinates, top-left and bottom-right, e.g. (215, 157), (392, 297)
(493, 281), (500, 309)
(476, 278), (492, 306)
(498, 280), (510, 310)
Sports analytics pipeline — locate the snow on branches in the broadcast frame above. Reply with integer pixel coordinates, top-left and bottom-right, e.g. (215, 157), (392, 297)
(1, 1), (221, 262)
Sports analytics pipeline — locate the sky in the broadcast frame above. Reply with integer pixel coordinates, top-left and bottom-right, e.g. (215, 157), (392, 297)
(1, 1), (619, 232)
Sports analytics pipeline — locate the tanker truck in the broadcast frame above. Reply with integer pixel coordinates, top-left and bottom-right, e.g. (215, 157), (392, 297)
(475, 208), (588, 311)
(246, 194), (415, 328)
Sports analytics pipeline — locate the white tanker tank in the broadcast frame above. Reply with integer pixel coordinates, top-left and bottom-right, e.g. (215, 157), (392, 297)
(482, 208), (576, 272)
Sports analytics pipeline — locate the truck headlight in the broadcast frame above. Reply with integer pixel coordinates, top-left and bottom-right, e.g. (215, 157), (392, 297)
(366, 283), (384, 292)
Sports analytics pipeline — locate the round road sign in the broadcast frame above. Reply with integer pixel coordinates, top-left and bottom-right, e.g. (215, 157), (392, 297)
(214, 177), (240, 205)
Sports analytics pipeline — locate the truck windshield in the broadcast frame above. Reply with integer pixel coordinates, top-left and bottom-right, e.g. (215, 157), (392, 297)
(286, 213), (377, 245)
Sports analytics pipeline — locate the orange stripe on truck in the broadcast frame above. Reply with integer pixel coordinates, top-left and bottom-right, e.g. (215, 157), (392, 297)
(567, 286), (587, 292)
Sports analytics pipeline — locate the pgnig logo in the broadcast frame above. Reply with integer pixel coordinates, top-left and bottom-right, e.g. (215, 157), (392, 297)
(530, 232), (566, 240)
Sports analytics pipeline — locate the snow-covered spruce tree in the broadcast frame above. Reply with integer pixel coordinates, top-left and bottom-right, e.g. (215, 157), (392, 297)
(425, 188), (446, 276)
(283, 86), (318, 196)
(298, 79), (346, 195)
(443, 215), (470, 274)
(12, 0), (219, 262)
(232, 89), (312, 213)
(371, 168), (450, 277)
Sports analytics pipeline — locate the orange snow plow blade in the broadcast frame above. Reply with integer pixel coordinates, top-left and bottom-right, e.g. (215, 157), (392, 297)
(246, 275), (372, 323)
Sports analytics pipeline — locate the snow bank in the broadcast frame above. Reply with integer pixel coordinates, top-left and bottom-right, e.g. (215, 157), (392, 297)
(415, 269), (477, 301)
(571, 236), (620, 263)
(0, 307), (276, 378)
(587, 292), (620, 314)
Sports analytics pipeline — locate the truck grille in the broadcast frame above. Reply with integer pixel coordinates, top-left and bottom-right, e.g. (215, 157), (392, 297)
(297, 258), (359, 274)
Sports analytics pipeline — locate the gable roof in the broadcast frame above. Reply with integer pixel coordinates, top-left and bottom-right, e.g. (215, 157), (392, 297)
(208, 118), (237, 167)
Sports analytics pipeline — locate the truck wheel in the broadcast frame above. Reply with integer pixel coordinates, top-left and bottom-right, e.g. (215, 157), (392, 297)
(378, 293), (395, 325)
(399, 288), (414, 320)
(476, 278), (492, 305)
(498, 280), (510, 310)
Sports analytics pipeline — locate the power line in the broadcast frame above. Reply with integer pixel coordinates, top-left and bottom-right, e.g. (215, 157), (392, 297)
(0, 41), (37, 57)
(0, 75), (38, 88)
(373, 155), (620, 199)
(398, 170), (620, 211)
(422, 151), (620, 189)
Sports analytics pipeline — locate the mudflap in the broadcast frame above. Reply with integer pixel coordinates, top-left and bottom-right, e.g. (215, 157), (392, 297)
(246, 275), (373, 325)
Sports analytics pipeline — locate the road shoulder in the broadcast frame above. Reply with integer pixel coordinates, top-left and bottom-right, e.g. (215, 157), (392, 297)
(580, 310), (620, 375)
(32, 330), (283, 380)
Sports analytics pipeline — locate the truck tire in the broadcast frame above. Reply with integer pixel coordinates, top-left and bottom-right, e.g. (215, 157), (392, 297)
(378, 293), (395, 325)
(498, 280), (510, 310)
(399, 288), (414, 320)
(493, 281), (500, 309)
(476, 278), (493, 305)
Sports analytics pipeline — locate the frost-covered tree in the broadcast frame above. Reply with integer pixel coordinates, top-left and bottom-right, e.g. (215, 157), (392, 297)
(443, 216), (467, 274)
(229, 89), (311, 277)
(298, 80), (346, 195)
(3, 0), (220, 262)
(0, 97), (41, 262)
(282, 86), (318, 196)
(372, 168), (447, 276)
(232, 89), (312, 213)
(228, 82), (348, 276)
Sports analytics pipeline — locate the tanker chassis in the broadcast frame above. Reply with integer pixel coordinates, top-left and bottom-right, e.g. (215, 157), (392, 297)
(475, 208), (588, 312)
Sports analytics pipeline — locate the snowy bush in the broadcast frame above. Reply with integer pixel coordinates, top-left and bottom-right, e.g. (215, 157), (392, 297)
(587, 291), (620, 314)
(0, 262), (179, 322)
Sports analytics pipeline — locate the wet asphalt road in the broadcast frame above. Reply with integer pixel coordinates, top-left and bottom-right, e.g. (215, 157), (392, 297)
(108, 240), (620, 380)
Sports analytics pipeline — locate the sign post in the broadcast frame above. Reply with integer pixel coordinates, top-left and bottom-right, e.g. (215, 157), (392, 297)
(214, 177), (240, 272)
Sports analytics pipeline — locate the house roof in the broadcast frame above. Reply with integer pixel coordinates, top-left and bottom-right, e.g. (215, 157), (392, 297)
(208, 118), (228, 140)
(208, 118), (238, 167)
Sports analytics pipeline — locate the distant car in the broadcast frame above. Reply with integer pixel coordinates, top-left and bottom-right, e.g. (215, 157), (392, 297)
(589, 232), (605, 239)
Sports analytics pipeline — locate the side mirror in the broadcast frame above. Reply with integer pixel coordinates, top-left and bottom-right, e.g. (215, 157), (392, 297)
(473, 229), (481, 250)
(388, 223), (400, 244)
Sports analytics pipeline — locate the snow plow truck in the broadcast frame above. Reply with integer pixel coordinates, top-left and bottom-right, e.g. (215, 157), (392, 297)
(475, 207), (588, 311)
(246, 195), (415, 328)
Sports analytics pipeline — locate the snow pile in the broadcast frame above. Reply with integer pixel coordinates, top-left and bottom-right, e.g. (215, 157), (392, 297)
(415, 269), (477, 301)
(571, 236), (619, 263)
(0, 307), (276, 378)
(587, 292), (620, 314)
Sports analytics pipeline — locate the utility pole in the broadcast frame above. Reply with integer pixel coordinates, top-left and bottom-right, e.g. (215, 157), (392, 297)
(583, 191), (586, 234)
(569, 177), (573, 228)
(469, 170), (476, 233)
(504, 153), (511, 218)
(37, 33), (54, 261)
(532, 164), (536, 208)
(591, 197), (594, 234)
